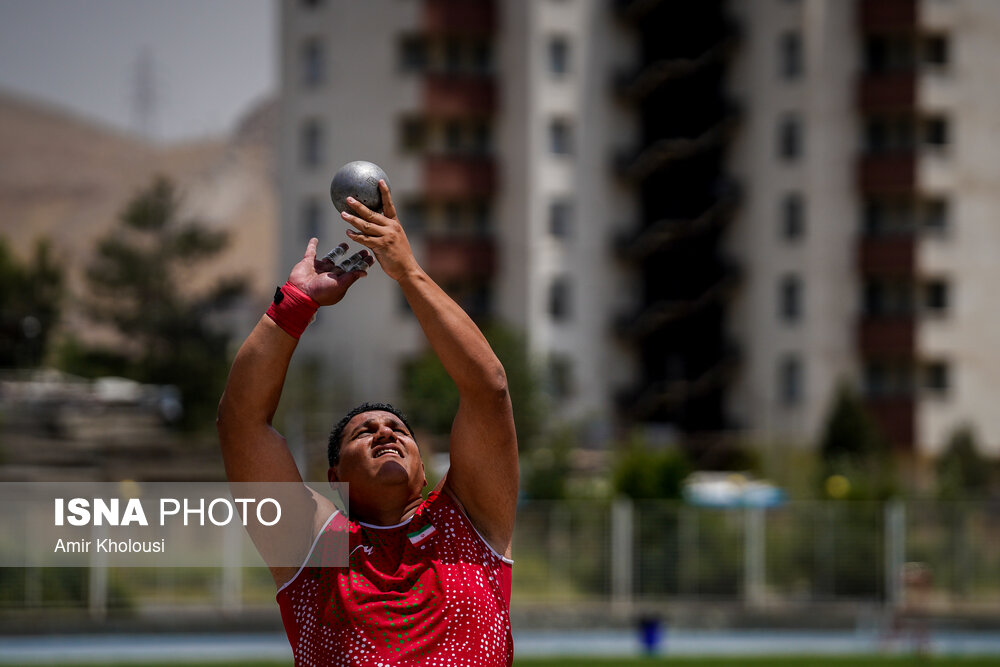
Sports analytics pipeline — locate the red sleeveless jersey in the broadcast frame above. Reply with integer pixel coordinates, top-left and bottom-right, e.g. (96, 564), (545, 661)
(276, 489), (514, 666)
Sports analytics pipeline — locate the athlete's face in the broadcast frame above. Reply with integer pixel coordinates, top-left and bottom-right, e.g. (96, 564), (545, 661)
(330, 411), (425, 492)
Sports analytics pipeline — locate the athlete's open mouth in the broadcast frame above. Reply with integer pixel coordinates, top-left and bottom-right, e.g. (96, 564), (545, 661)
(372, 445), (403, 459)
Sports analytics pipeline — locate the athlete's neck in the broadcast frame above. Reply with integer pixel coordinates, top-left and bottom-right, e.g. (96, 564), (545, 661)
(352, 495), (424, 526)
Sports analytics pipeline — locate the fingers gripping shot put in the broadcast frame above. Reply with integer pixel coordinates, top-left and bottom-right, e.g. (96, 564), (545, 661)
(217, 175), (518, 665)
(318, 161), (391, 273)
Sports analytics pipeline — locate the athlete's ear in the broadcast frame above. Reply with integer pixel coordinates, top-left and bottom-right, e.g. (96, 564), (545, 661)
(420, 460), (427, 488)
(328, 466), (340, 486)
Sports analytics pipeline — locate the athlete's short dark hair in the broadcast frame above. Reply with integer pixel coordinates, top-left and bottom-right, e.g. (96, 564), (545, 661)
(327, 401), (414, 467)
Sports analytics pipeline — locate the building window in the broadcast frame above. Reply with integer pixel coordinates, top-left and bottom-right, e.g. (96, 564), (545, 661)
(444, 120), (463, 153)
(444, 38), (463, 73)
(548, 35), (570, 76)
(456, 283), (491, 319)
(923, 116), (949, 148)
(863, 279), (916, 316)
(862, 279), (884, 316)
(862, 199), (884, 235)
(471, 121), (491, 155)
(549, 118), (573, 156)
(864, 115), (916, 154)
(778, 114), (802, 160)
(549, 199), (573, 239)
(301, 119), (324, 168)
(923, 279), (950, 315)
(399, 117), (428, 152)
(444, 202), (462, 232)
(923, 34), (949, 67)
(400, 201), (426, 234)
(301, 37), (325, 87)
(779, 274), (802, 322)
(548, 354), (575, 399)
(778, 355), (803, 406)
(924, 361), (950, 395)
(399, 35), (429, 72)
(868, 279), (917, 316)
(864, 363), (887, 397)
(864, 35), (889, 73)
(301, 198), (322, 241)
(865, 362), (914, 397)
(864, 34), (917, 73)
(779, 31), (803, 79)
(922, 198), (949, 235)
(781, 193), (805, 241)
(862, 199), (885, 235)
(472, 201), (490, 234)
(549, 276), (572, 321)
(471, 41), (492, 73)
(863, 198), (920, 236)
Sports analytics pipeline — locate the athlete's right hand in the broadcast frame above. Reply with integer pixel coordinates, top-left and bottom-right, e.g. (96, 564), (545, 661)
(340, 180), (421, 283)
(288, 237), (373, 306)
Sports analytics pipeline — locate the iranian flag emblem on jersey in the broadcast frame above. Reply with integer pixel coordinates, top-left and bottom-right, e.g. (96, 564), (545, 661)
(408, 523), (437, 547)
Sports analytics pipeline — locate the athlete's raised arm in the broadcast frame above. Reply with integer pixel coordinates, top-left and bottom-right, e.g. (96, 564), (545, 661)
(217, 238), (372, 583)
(341, 182), (518, 558)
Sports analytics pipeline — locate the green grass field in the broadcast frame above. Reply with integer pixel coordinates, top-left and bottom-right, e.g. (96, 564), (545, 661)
(19, 658), (1000, 667)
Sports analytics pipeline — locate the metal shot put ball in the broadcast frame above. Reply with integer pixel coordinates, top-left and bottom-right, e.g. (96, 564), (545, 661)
(330, 160), (391, 215)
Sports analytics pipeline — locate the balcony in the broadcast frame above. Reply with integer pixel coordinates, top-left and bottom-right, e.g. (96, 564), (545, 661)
(857, 153), (916, 194)
(422, 156), (496, 198)
(615, 345), (741, 420)
(614, 187), (740, 259)
(613, 265), (741, 339)
(858, 317), (916, 358)
(616, 115), (739, 181)
(864, 396), (915, 450)
(422, 235), (495, 282)
(613, 36), (738, 102)
(857, 235), (916, 275)
(858, 0), (917, 33)
(613, 0), (666, 23)
(423, 74), (496, 116)
(857, 72), (916, 113)
(422, 0), (495, 36)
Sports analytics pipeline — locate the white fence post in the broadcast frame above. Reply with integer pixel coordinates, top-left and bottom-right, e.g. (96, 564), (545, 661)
(885, 499), (906, 611)
(744, 506), (766, 606)
(679, 507), (697, 597)
(611, 498), (634, 612)
(88, 523), (108, 621)
(222, 522), (243, 613)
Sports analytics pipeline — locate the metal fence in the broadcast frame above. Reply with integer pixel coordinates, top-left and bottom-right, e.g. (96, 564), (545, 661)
(2, 500), (998, 621)
(511, 499), (1000, 613)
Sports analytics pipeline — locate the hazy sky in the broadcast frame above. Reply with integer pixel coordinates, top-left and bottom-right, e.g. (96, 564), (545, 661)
(0, 0), (275, 142)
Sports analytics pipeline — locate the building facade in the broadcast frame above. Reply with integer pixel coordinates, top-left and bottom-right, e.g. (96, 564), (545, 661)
(278, 0), (636, 437)
(278, 0), (1000, 457)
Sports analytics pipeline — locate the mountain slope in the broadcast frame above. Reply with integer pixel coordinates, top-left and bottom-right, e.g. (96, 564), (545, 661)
(0, 88), (278, 323)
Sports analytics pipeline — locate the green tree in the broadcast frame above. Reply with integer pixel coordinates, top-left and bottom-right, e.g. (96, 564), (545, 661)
(937, 424), (991, 499)
(817, 381), (894, 499)
(522, 424), (574, 500)
(820, 382), (885, 462)
(60, 177), (245, 429)
(0, 237), (63, 368)
(401, 349), (458, 436)
(612, 433), (692, 500)
(402, 322), (545, 450)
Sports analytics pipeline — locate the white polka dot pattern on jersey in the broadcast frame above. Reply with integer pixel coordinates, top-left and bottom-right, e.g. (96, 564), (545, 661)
(276, 491), (514, 666)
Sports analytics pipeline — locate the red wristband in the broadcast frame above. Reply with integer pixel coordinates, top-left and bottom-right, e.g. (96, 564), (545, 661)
(266, 282), (319, 340)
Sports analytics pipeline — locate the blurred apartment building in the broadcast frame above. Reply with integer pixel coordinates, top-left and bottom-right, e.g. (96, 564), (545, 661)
(278, 0), (1000, 457)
